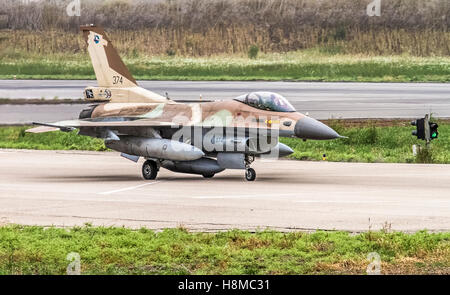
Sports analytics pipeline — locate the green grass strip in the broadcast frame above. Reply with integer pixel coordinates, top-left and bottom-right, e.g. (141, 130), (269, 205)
(1, 122), (449, 163)
(0, 225), (449, 275)
(1, 53), (449, 82)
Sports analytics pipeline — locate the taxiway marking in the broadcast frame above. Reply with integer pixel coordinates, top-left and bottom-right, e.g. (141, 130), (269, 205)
(98, 181), (162, 195)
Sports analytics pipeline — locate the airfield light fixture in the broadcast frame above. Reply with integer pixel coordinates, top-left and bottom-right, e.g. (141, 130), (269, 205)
(411, 118), (425, 140)
(429, 122), (439, 140)
(411, 115), (439, 142)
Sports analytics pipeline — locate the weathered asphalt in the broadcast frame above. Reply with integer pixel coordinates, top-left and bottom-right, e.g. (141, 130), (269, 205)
(1, 149), (449, 232)
(0, 80), (449, 124)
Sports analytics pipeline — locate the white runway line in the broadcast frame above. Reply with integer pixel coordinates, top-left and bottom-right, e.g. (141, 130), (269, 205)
(98, 181), (162, 195)
(193, 193), (298, 199)
(193, 196), (255, 199)
(294, 200), (450, 205)
(293, 200), (396, 204)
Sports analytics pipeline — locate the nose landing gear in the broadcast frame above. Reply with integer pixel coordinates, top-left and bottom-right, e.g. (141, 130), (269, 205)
(245, 155), (256, 181)
(245, 168), (256, 181)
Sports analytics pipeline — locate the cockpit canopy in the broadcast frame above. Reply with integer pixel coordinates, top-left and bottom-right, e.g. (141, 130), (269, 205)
(234, 92), (296, 113)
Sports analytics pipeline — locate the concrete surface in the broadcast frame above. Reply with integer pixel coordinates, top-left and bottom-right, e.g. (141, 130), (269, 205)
(0, 149), (449, 232)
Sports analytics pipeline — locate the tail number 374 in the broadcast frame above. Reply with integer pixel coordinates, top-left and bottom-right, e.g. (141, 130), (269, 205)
(113, 76), (123, 85)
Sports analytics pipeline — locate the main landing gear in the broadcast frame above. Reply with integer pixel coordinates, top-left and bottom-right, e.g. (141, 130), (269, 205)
(142, 156), (255, 181)
(245, 155), (256, 181)
(142, 160), (158, 180)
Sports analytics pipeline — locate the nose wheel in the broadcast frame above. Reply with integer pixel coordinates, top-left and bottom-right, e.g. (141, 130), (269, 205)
(245, 168), (256, 181)
(244, 155), (256, 181)
(142, 160), (158, 180)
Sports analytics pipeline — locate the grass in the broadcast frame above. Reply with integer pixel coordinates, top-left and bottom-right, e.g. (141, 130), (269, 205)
(0, 50), (449, 82)
(0, 126), (107, 151)
(1, 121), (450, 164)
(0, 225), (448, 275)
(282, 120), (450, 164)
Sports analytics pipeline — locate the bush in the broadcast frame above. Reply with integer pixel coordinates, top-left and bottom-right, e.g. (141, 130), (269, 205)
(248, 45), (259, 59)
(333, 26), (347, 41)
(364, 126), (378, 145)
(166, 48), (176, 57)
(415, 145), (434, 163)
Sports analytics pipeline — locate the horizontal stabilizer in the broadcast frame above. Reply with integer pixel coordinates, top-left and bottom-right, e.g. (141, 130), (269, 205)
(26, 122), (76, 133)
(26, 126), (59, 134)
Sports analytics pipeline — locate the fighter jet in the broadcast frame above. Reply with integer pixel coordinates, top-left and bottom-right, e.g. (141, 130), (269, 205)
(27, 25), (343, 181)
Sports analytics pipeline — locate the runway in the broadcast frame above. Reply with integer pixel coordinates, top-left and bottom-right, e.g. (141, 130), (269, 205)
(0, 80), (449, 124)
(1, 149), (449, 232)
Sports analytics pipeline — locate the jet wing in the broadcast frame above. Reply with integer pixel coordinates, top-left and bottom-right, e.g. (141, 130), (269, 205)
(26, 119), (177, 133)
(27, 117), (279, 130)
(26, 118), (284, 138)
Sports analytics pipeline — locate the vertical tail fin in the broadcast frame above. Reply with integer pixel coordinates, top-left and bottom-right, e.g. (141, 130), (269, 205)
(81, 25), (137, 88)
(80, 25), (168, 103)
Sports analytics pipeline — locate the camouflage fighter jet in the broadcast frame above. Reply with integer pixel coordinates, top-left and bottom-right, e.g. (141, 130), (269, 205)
(27, 25), (343, 181)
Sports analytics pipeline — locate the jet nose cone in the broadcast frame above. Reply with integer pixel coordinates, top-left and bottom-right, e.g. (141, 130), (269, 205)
(294, 116), (341, 140)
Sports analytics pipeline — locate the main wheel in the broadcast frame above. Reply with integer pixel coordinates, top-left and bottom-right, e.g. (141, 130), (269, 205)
(245, 168), (256, 181)
(202, 173), (215, 179)
(142, 160), (158, 180)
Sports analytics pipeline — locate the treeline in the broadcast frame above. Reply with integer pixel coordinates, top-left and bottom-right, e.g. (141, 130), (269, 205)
(2, 0), (448, 31)
(0, 0), (449, 56)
